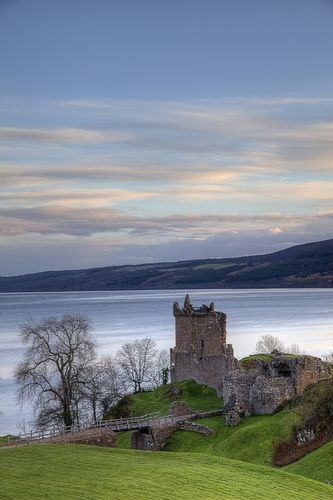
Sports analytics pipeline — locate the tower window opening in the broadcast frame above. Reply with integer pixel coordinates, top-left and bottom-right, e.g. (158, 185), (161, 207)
(201, 339), (204, 349)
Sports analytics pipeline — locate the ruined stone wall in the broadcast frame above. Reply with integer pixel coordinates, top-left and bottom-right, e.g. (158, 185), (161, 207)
(292, 357), (330, 395)
(167, 400), (193, 417)
(222, 369), (258, 417)
(177, 421), (213, 436)
(250, 376), (295, 415)
(171, 348), (236, 394)
(222, 356), (331, 424)
(174, 313), (226, 357)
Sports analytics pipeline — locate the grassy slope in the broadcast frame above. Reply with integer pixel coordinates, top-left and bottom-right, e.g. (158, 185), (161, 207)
(116, 380), (297, 467)
(116, 380), (223, 449)
(285, 440), (333, 483)
(164, 411), (298, 466)
(1, 445), (332, 500)
(124, 380), (223, 417)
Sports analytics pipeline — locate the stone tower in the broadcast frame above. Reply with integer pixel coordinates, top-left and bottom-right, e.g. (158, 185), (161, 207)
(170, 294), (236, 395)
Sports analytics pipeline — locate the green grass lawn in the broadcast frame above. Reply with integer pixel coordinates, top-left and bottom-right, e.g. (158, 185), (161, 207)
(164, 410), (298, 466)
(128, 379), (223, 417)
(285, 440), (333, 483)
(117, 431), (132, 448)
(1, 444), (332, 500)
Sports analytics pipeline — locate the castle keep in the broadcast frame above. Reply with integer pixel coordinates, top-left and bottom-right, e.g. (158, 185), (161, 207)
(170, 294), (331, 425)
(170, 294), (237, 393)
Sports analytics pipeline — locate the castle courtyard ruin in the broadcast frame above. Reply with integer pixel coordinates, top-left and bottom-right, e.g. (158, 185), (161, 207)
(170, 294), (331, 425)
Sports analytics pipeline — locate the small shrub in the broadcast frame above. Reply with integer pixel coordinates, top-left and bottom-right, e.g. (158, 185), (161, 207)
(273, 379), (333, 466)
(298, 379), (333, 435)
(106, 394), (133, 419)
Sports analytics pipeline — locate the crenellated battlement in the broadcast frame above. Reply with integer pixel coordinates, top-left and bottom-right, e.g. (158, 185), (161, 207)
(173, 294), (216, 316)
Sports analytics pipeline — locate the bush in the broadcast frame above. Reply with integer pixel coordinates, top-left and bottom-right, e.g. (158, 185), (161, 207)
(298, 379), (333, 435)
(106, 394), (133, 419)
(273, 379), (333, 466)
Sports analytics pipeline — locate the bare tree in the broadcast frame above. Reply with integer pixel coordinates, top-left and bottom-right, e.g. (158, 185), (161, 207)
(255, 334), (285, 354)
(118, 337), (158, 392)
(150, 350), (170, 388)
(81, 355), (126, 422)
(286, 343), (300, 355)
(15, 313), (97, 429)
(99, 355), (127, 416)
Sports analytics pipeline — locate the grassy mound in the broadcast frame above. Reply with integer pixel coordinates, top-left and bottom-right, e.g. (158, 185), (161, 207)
(164, 410), (298, 466)
(1, 445), (332, 499)
(285, 440), (333, 483)
(240, 354), (300, 369)
(107, 380), (223, 419)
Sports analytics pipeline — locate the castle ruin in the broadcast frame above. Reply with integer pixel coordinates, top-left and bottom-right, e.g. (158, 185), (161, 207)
(170, 294), (331, 425)
(170, 294), (237, 394)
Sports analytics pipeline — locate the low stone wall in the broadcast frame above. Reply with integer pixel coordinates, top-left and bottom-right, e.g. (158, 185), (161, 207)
(188, 409), (224, 419)
(151, 425), (178, 449)
(53, 428), (117, 447)
(177, 421), (213, 436)
(131, 411), (219, 450)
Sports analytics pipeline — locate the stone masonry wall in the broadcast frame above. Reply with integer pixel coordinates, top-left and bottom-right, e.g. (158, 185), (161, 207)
(173, 313), (226, 356)
(171, 349), (236, 394)
(222, 356), (331, 423)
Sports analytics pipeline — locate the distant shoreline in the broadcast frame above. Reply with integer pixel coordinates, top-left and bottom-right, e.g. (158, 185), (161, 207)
(1, 238), (332, 292)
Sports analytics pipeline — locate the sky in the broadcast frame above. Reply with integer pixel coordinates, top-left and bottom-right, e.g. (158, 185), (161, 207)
(0, 0), (333, 276)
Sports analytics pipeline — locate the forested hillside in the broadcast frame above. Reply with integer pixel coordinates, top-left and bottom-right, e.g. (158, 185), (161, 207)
(1, 239), (332, 292)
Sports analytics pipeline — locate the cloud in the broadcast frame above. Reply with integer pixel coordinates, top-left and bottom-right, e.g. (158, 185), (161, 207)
(1, 95), (332, 274)
(0, 127), (133, 144)
(0, 204), (329, 238)
(0, 187), (156, 207)
(247, 97), (333, 106)
(270, 227), (282, 234)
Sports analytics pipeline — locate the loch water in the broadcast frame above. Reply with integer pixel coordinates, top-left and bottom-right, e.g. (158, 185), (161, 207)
(1, 289), (333, 435)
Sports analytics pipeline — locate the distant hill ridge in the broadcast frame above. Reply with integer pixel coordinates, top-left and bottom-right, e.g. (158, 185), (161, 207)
(1, 238), (332, 292)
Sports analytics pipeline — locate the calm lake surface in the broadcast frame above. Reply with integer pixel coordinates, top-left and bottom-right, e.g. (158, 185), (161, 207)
(1, 289), (333, 435)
